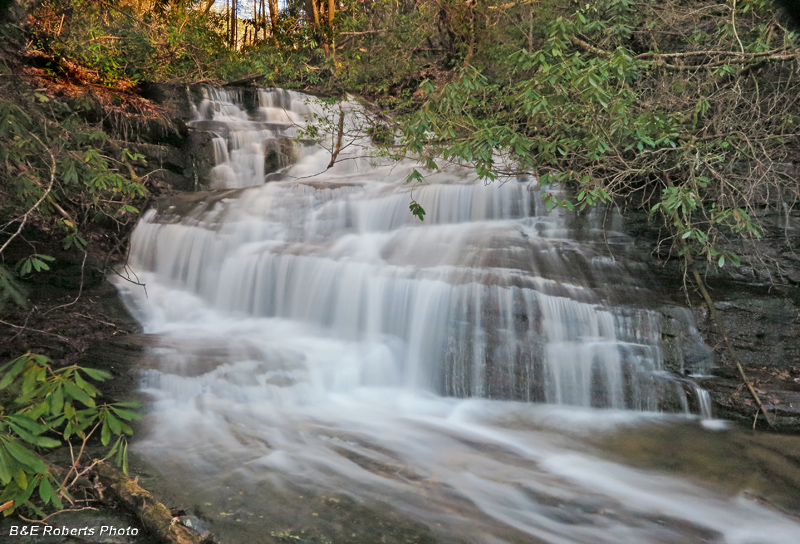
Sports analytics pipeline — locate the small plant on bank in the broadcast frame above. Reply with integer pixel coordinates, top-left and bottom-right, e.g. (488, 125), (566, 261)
(0, 353), (140, 518)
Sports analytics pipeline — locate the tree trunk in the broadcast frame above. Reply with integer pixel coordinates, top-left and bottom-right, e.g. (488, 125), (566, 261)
(229, 0), (238, 49)
(268, 0), (278, 42)
(306, 0), (328, 51)
(327, 0), (335, 50)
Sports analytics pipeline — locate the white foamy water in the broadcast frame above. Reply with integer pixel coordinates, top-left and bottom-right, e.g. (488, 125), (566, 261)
(114, 87), (800, 543)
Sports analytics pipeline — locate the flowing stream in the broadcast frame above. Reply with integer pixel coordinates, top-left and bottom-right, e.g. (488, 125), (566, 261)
(115, 88), (800, 544)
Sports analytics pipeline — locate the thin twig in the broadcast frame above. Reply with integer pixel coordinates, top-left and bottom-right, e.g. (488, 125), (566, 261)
(18, 507), (98, 524)
(96, 0), (154, 31)
(0, 319), (71, 342)
(60, 424), (99, 490)
(110, 263), (148, 297)
(326, 106), (346, 169)
(8, 310), (34, 342)
(0, 134), (57, 258)
(73, 312), (117, 328)
(688, 258), (774, 427)
(68, 459), (102, 490)
(42, 251), (87, 315)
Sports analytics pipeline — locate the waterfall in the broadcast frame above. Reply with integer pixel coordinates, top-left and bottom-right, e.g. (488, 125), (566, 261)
(105, 87), (800, 544)
(123, 86), (709, 413)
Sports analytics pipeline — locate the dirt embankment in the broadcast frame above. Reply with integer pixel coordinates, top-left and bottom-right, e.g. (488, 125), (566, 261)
(0, 80), (190, 370)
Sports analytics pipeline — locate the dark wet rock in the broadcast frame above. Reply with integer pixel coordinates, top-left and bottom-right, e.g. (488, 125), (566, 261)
(625, 195), (800, 430)
(138, 82), (195, 121)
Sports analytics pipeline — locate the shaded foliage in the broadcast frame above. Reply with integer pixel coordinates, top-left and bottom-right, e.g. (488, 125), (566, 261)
(398, 0), (799, 269)
(0, 53), (148, 306)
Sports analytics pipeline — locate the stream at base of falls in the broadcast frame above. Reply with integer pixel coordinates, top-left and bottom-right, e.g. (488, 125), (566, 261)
(114, 87), (800, 544)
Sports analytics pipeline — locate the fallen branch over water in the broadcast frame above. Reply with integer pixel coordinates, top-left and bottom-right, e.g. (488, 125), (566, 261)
(93, 461), (212, 544)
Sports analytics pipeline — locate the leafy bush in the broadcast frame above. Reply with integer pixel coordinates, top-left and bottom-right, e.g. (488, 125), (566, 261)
(0, 72), (147, 306)
(0, 353), (140, 517)
(398, 0), (799, 268)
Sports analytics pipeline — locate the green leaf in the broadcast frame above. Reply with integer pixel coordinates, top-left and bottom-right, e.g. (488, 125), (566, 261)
(21, 365), (43, 397)
(64, 382), (96, 408)
(51, 386), (64, 416)
(112, 401), (142, 408)
(115, 437), (124, 467)
(73, 371), (89, 391)
(110, 407), (139, 421)
(79, 367), (110, 381)
(406, 169), (423, 184)
(34, 436), (61, 448)
(0, 356), (29, 390)
(50, 485), (63, 509)
(24, 499), (45, 519)
(39, 475), (52, 504)
(409, 201), (426, 221)
(105, 413), (122, 435)
(27, 401), (50, 419)
(16, 473), (38, 504)
(718, 255), (726, 267)
(0, 449), (13, 484)
(13, 470), (27, 490)
(8, 424), (59, 448)
(3, 440), (47, 473)
(5, 415), (44, 434)
(101, 421), (111, 446)
(107, 436), (122, 458)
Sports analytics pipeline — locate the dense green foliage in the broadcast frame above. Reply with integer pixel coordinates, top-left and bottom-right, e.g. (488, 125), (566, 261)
(0, 353), (140, 517)
(23, 0), (434, 91)
(399, 0), (798, 268)
(0, 56), (148, 307)
(29, 0), (237, 85)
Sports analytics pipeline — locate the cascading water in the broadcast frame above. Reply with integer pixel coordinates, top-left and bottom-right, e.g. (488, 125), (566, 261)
(114, 87), (800, 544)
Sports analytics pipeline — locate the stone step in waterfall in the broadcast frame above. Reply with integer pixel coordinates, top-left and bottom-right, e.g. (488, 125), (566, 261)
(119, 85), (713, 414)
